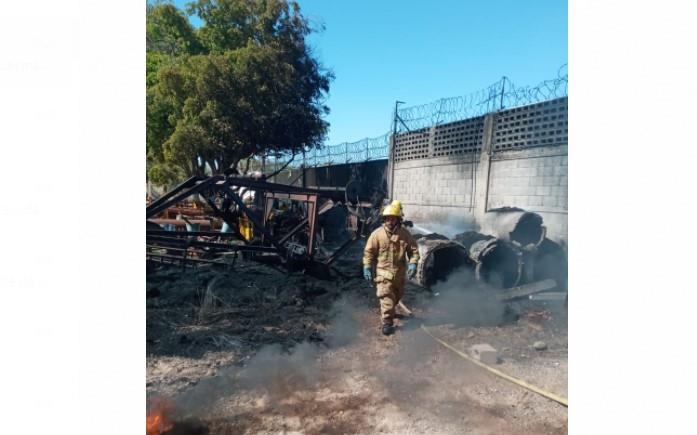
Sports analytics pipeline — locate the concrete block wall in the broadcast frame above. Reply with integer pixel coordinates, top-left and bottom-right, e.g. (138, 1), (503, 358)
(487, 146), (567, 211)
(486, 146), (568, 244)
(390, 100), (568, 245)
(392, 149), (568, 244)
(392, 156), (477, 210)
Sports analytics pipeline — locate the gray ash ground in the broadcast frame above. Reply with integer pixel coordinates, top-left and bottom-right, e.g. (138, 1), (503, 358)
(147, 243), (567, 434)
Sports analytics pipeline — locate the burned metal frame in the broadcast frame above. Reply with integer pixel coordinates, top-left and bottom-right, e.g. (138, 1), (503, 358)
(146, 174), (377, 270)
(202, 195), (246, 241)
(146, 176), (222, 218)
(146, 176), (204, 213)
(146, 235), (277, 253)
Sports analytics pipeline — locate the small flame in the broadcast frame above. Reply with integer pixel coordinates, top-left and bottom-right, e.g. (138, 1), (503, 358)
(147, 398), (173, 435)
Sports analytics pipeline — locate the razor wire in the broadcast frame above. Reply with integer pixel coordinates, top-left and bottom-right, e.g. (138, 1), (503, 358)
(395, 81), (504, 132)
(262, 64), (567, 171)
(302, 132), (390, 167)
(500, 64), (568, 112)
(260, 132), (390, 172)
(396, 64), (568, 133)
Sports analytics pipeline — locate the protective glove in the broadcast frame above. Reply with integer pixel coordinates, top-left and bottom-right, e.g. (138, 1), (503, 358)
(363, 266), (373, 283)
(407, 263), (417, 279)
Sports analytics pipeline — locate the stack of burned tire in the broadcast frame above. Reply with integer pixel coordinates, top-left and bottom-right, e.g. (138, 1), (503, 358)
(456, 208), (567, 291)
(411, 208), (567, 292)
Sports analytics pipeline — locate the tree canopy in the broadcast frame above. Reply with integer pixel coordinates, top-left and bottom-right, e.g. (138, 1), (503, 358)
(146, 0), (332, 185)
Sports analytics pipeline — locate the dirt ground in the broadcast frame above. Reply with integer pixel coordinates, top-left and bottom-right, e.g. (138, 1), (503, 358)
(146, 243), (568, 434)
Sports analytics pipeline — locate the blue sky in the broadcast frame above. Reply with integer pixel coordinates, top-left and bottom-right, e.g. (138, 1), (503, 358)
(171, 0), (567, 146)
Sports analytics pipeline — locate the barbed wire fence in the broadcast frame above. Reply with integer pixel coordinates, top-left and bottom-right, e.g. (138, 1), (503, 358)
(262, 64), (567, 173)
(395, 64), (568, 133)
(258, 133), (390, 175)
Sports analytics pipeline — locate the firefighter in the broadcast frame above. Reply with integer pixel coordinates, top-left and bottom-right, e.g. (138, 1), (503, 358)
(363, 200), (420, 335)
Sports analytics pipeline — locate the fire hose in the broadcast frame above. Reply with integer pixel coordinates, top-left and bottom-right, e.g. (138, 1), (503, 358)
(364, 260), (566, 406)
(420, 324), (568, 407)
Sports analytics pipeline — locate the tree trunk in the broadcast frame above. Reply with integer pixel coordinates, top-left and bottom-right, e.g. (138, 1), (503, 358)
(189, 158), (198, 177)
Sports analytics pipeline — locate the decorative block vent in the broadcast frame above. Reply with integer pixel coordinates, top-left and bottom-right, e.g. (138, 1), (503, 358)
(432, 116), (485, 157)
(394, 128), (430, 162)
(493, 97), (568, 151)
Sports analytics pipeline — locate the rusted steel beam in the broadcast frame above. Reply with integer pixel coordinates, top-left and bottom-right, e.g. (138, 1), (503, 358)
(147, 175), (381, 271)
(146, 176), (223, 218)
(275, 199), (335, 246)
(162, 207), (206, 218)
(146, 176), (204, 214)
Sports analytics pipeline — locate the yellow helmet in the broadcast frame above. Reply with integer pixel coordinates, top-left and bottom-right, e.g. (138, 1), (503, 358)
(381, 200), (404, 218)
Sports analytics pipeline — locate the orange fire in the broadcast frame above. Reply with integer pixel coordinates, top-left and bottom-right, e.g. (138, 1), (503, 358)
(146, 398), (173, 435)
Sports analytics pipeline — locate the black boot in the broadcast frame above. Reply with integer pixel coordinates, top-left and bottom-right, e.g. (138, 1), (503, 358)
(382, 324), (395, 336)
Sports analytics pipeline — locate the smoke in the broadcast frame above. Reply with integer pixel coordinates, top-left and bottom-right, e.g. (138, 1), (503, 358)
(150, 278), (518, 428)
(164, 294), (364, 419)
(370, 271), (503, 411)
(160, 342), (321, 420)
(324, 295), (362, 347)
(410, 212), (477, 239)
(235, 341), (321, 397)
(420, 267), (508, 327)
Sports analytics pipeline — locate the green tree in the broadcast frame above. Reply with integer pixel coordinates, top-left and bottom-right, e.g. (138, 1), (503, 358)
(146, 2), (203, 184)
(146, 1), (203, 56)
(146, 0), (332, 186)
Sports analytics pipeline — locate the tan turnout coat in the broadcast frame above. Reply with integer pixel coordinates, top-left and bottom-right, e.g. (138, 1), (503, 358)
(363, 225), (420, 286)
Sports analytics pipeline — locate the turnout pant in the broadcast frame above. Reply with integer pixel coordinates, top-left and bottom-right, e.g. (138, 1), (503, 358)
(375, 278), (405, 325)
